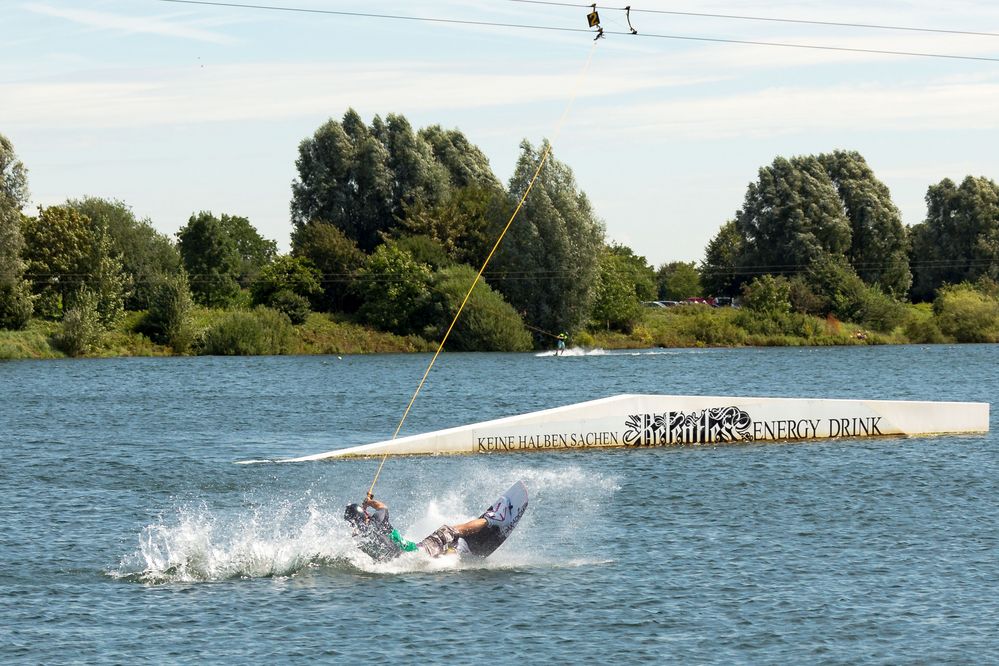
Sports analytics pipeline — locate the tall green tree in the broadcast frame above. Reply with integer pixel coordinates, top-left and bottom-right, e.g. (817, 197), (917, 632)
(591, 249), (644, 332)
(0, 133), (33, 329)
(0, 134), (28, 206)
(910, 176), (999, 301)
(217, 213), (277, 285)
(383, 114), (450, 216)
(291, 109), (497, 253)
(176, 212), (241, 307)
(734, 155), (852, 284)
(21, 205), (129, 326)
(707, 151), (911, 300)
(491, 140), (605, 336)
(66, 197), (181, 310)
(291, 110), (407, 251)
(700, 220), (744, 297)
(291, 219), (366, 312)
(657, 261), (702, 301)
(418, 125), (502, 190)
(292, 113), (378, 248)
(817, 150), (911, 297)
(22, 206), (96, 318)
(400, 184), (509, 266)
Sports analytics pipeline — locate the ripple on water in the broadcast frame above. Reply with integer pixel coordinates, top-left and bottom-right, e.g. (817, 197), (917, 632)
(2, 347), (998, 662)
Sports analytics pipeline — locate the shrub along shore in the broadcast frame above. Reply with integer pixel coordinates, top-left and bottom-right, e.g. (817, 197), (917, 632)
(3, 294), (993, 361)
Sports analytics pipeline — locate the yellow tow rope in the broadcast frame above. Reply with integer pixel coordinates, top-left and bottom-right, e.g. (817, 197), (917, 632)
(367, 39), (600, 497)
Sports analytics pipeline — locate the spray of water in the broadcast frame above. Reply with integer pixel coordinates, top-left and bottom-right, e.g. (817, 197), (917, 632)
(112, 463), (619, 584)
(534, 347), (706, 358)
(534, 347), (606, 358)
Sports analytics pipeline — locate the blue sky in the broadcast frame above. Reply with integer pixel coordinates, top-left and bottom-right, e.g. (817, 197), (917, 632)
(4, 1), (998, 267)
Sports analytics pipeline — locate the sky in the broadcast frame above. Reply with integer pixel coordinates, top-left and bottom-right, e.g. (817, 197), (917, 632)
(4, 0), (999, 267)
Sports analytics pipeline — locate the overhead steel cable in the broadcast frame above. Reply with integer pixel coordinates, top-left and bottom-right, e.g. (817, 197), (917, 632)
(153, 0), (999, 63)
(607, 29), (999, 63)
(507, 0), (999, 39)
(155, 0), (591, 34)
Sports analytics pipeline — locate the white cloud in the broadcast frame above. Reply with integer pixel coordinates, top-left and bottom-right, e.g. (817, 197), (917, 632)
(0, 59), (705, 129)
(5, 47), (997, 147)
(567, 77), (999, 141)
(22, 2), (236, 44)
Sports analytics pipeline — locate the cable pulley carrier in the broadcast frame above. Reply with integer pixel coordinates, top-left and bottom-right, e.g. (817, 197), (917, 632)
(587, 4), (603, 40)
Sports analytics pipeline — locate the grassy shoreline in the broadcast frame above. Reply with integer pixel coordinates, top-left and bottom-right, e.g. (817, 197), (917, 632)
(0, 304), (942, 361)
(0, 311), (436, 360)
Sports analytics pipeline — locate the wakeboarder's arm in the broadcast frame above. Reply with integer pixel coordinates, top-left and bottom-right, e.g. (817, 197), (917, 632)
(364, 494), (418, 551)
(362, 494), (391, 525)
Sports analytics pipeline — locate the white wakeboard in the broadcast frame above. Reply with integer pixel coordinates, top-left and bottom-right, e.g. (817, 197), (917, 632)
(457, 480), (528, 558)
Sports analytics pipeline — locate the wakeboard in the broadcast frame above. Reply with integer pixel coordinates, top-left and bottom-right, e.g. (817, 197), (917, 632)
(456, 479), (529, 558)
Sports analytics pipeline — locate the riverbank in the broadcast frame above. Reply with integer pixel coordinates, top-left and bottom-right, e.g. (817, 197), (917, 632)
(0, 311), (435, 360)
(580, 304), (912, 350)
(0, 302), (949, 361)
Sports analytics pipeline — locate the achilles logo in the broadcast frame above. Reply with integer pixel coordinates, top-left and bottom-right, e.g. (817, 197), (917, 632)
(623, 407), (754, 446)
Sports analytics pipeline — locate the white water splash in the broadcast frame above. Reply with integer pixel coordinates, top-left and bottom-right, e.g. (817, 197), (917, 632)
(112, 500), (356, 583)
(534, 347), (605, 357)
(534, 347), (711, 358)
(112, 464), (619, 584)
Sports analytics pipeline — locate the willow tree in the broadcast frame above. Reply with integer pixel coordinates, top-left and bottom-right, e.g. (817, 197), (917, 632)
(418, 124), (502, 190)
(706, 151), (909, 300)
(735, 155), (852, 280)
(910, 176), (999, 301)
(818, 150), (910, 297)
(293, 110), (476, 253)
(491, 140), (605, 336)
(0, 133), (33, 329)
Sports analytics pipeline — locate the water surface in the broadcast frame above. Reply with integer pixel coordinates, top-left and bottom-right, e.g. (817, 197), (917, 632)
(1, 345), (997, 663)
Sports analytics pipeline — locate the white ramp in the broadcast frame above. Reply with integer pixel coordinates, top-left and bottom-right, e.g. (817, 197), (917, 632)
(278, 394), (989, 461)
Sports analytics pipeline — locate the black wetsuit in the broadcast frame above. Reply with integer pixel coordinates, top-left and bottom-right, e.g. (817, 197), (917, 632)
(351, 508), (408, 562)
(351, 507), (461, 561)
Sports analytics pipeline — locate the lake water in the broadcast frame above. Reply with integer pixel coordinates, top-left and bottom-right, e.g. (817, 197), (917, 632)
(2, 344), (998, 663)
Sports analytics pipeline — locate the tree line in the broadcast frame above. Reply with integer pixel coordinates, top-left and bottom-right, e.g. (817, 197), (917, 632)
(1, 116), (997, 355)
(697, 150), (999, 336)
